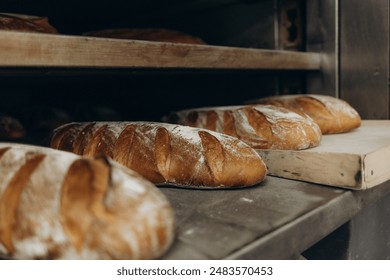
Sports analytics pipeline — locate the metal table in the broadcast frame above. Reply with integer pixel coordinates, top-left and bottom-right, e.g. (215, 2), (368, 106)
(161, 176), (390, 260)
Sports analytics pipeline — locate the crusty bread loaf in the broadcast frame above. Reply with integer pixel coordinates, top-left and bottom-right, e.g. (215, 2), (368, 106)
(84, 28), (206, 45)
(0, 114), (25, 140)
(246, 94), (361, 134)
(0, 143), (175, 260)
(50, 122), (267, 188)
(165, 105), (322, 150)
(0, 13), (58, 34)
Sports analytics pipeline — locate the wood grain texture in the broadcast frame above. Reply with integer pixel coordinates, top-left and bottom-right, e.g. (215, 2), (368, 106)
(0, 31), (321, 70)
(256, 120), (390, 189)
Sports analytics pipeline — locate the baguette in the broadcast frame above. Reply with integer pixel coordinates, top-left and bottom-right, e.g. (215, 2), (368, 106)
(84, 28), (206, 45)
(246, 94), (361, 134)
(50, 122), (267, 188)
(0, 13), (58, 34)
(165, 105), (322, 150)
(0, 143), (175, 260)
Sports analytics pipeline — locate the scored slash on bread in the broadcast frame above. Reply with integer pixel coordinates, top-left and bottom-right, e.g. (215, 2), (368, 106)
(0, 143), (175, 260)
(165, 105), (322, 150)
(50, 122), (267, 188)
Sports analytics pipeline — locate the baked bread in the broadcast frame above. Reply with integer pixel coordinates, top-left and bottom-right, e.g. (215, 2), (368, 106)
(85, 28), (206, 45)
(0, 13), (58, 34)
(0, 114), (25, 140)
(165, 105), (322, 150)
(246, 94), (361, 134)
(0, 143), (175, 260)
(50, 122), (267, 188)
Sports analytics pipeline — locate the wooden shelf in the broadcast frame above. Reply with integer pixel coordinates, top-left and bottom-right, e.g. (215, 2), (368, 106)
(0, 31), (321, 70)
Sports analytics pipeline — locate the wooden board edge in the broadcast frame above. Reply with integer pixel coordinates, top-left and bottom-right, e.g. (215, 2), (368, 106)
(363, 145), (390, 189)
(256, 149), (363, 190)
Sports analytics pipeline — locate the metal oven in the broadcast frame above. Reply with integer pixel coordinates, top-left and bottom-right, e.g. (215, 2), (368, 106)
(1, 0), (390, 260)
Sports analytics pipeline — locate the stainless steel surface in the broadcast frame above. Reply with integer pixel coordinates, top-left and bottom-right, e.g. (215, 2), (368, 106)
(306, 0), (338, 97)
(340, 0), (390, 119)
(275, 0), (306, 94)
(278, 0), (304, 51)
(303, 191), (390, 260)
(342, 193), (390, 259)
(160, 176), (390, 260)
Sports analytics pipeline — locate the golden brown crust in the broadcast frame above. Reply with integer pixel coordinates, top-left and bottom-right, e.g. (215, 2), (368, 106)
(0, 153), (45, 253)
(244, 107), (273, 148)
(112, 125), (137, 174)
(166, 105), (322, 150)
(222, 111), (238, 138)
(84, 124), (116, 158)
(51, 122), (267, 188)
(61, 157), (114, 252)
(73, 122), (98, 155)
(206, 111), (218, 131)
(155, 127), (173, 182)
(117, 124), (166, 184)
(49, 123), (80, 152)
(0, 147), (11, 158)
(84, 28), (206, 45)
(0, 13), (58, 34)
(0, 143), (175, 260)
(247, 94), (362, 134)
